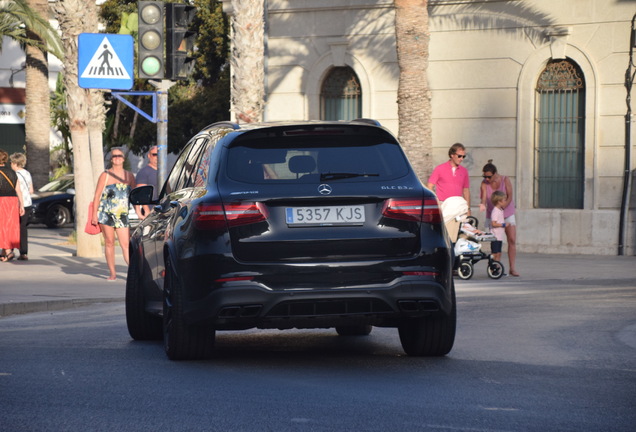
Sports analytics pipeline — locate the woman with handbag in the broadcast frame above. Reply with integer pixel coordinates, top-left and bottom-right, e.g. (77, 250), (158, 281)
(10, 152), (33, 261)
(89, 148), (136, 281)
(0, 149), (25, 262)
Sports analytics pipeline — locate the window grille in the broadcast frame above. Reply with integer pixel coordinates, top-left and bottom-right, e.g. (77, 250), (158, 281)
(320, 67), (362, 121)
(534, 59), (585, 209)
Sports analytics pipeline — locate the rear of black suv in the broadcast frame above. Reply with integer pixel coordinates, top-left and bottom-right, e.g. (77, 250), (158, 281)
(127, 120), (456, 360)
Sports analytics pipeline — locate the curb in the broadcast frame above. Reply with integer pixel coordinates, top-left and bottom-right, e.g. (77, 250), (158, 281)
(0, 297), (125, 318)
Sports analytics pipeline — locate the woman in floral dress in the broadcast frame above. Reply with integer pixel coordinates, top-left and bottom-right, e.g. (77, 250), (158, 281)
(90, 147), (136, 281)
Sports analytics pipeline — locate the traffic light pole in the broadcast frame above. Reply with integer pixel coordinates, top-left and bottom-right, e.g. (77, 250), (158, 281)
(149, 79), (175, 187)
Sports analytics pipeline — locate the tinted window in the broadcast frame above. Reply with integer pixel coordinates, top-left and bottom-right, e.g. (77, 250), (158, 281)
(164, 138), (205, 195)
(226, 135), (409, 184)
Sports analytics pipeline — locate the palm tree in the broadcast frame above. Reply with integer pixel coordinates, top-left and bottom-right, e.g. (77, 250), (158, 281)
(394, 0), (432, 180)
(53, 0), (103, 258)
(0, 0), (63, 188)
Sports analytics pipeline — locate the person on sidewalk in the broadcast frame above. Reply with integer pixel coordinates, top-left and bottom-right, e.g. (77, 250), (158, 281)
(10, 152), (33, 261)
(90, 148), (136, 281)
(0, 149), (25, 262)
(135, 145), (158, 219)
(489, 190), (507, 266)
(427, 143), (471, 242)
(479, 159), (519, 276)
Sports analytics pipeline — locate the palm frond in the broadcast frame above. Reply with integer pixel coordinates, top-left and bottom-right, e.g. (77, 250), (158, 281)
(0, 0), (63, 59)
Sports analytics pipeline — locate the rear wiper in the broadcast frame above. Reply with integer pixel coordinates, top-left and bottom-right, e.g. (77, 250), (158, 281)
(320, 172), (379, 181)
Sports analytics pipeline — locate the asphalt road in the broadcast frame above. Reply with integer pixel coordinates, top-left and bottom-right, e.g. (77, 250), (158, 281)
(1, 273), (634, 432)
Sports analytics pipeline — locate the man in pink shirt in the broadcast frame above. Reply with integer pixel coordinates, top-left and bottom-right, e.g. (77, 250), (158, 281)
(427, 143), (471, 242)
(426, 143), (470, 208)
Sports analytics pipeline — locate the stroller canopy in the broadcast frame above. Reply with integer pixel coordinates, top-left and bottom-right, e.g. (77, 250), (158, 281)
(441, 196), (469, 224)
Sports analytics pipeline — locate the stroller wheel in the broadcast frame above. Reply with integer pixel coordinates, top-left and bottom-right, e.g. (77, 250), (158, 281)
(488, 260), (505, 279)
(457, 262), (473, 280)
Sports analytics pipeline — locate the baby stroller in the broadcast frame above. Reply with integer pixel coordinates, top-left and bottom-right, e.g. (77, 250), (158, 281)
(441, 197), (505, 280)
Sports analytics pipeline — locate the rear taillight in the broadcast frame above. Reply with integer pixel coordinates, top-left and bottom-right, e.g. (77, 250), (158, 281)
(224, 202), (267, 226)
(421, 198), (443, 223)
(193, 202), (267, 229)
(382, 198), (442, 224)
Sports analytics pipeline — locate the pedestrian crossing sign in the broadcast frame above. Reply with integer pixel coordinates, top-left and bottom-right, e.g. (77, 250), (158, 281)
(78, 33), (134, 90)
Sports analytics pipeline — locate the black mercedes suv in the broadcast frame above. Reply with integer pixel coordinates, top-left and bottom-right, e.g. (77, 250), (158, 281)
(126, 120), (456, 360)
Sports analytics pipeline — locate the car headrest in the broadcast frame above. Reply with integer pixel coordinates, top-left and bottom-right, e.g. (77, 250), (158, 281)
(288, 155), (316, 174)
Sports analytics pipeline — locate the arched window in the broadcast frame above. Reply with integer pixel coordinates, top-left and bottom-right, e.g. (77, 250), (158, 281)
(320, 67), (362, 121)
(534, 59), (585, 209)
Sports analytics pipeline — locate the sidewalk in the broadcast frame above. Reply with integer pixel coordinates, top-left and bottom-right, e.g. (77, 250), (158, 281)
(0, 227), (127, 317)
(1, 226), (635, 318)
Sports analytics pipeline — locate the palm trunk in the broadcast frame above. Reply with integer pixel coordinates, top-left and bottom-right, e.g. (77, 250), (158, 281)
(24, 0), (51, 189)
(395, 0), (432, 180)
(54, 0), (101, 257)
(88, 89), (106, 183)
(229, 0), (265, 123)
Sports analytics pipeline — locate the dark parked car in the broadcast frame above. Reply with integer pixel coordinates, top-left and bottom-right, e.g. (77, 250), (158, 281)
(126, 120), (456, 360)
(29, 174), (139, 228)
(29, 174), (75, 228)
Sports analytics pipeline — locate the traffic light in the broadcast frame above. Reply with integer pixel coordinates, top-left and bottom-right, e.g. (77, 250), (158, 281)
(138, 1), (164, 79)
(166, 3), (197, 80)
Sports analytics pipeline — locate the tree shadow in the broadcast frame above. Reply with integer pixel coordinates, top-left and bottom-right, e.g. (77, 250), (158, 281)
(429, 0), (561, 44)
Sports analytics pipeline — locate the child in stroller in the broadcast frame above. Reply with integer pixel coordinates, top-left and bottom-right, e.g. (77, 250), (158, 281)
(441, 197), (505, 280)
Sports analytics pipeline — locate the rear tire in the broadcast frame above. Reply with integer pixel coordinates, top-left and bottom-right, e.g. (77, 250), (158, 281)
(45, 204), (71, 228)
(398, 282), (456, 356)
(336, 325), (372, 336)
(163, 259), (215, 360)
(125, 246), (162, 341)
(487, 260), (505, 279)
(457, 261), (473, 280)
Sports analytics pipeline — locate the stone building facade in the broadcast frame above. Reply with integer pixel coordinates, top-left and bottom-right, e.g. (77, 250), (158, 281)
(227, 0), (636, 255)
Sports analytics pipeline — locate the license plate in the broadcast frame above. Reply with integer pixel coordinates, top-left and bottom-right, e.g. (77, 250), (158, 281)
(286, 205), (365, 225)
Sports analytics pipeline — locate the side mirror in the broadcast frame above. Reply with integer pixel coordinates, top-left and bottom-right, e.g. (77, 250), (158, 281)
(66, 188), (76, 195)
(129, 185), (157, 205)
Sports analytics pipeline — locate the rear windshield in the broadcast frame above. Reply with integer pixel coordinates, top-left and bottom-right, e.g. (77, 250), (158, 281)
(225, 133), (410, 184)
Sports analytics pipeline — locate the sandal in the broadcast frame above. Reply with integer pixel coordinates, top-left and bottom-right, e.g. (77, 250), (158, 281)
(1, 252), (15, 262)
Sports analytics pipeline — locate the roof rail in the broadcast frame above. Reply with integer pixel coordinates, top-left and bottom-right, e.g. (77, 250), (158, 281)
(351, 118), (382, 126)
(202, 121), (241, 131)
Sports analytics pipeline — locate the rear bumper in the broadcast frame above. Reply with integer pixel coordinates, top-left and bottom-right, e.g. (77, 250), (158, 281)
(181, 277), (453, 330)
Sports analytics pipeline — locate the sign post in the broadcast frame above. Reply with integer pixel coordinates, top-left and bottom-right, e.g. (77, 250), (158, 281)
(149, 80), (175, 187)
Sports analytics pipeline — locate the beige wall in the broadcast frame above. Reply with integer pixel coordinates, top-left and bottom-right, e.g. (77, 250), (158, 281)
(224, 0), (636, 255)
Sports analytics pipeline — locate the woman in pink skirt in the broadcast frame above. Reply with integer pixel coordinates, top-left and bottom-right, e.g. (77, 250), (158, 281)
(0, 149), (25, 262)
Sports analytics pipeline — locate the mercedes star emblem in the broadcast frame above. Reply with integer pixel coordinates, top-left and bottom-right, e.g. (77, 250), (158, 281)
(318, 184), (332, 195)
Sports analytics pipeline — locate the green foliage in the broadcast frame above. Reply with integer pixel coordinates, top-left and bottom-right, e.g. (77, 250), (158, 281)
(0, 0), (64, 59)
(100, 0), (138, 36)
(132, 69), (230, 154)
(118, 11), (138, 35)
(50, 74), (72, 179)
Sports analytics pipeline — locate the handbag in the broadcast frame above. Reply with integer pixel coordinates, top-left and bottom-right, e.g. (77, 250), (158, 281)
(84, 202), (101, 235)
(84, 171), (109, 235)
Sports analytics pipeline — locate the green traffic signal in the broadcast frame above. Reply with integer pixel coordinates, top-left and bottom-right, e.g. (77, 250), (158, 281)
(141, 56), (162, 76)
(137, 1), (164, 79)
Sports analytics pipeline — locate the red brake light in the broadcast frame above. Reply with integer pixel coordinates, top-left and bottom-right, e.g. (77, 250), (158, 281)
(193, 203), (226, 229)
(403, 271), (438, 277)
(224, 202), (267, 227)
(193, 202), (266, 229)
(422, 198), (442, 223)
(382, 198), (442, 224)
